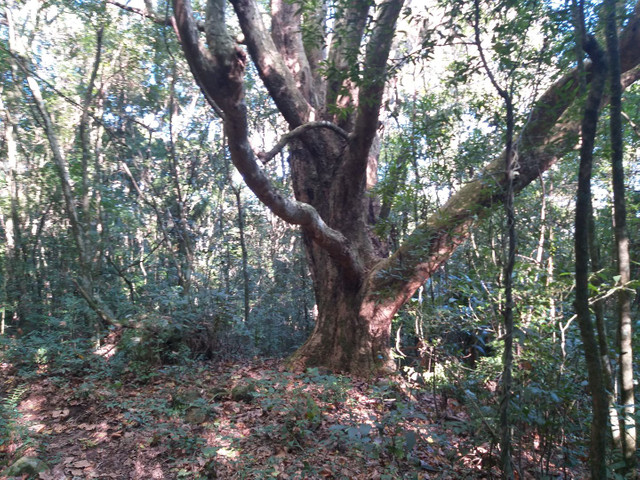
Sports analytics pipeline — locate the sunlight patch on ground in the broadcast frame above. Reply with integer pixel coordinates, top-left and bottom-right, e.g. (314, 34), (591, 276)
(93, 342), (118, 359)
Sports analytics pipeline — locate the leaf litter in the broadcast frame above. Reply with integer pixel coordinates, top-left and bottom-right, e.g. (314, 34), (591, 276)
(1, 359), (586, 479)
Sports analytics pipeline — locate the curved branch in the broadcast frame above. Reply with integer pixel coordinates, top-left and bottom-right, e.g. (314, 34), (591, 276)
(271, 0), (314, 105)
(258, 121), (349, 164)
(224, 104), (363, 282)
(173, 0), (245, 112)
(325, 0), (371, 127)
(366, 4), (640, 307)
(349, 0), (404, 175)
(173, 0), (360, 279)
(230, 0), (312, 127)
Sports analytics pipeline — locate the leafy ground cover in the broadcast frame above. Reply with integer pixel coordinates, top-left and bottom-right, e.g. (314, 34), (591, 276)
(1, 358), (586, 479)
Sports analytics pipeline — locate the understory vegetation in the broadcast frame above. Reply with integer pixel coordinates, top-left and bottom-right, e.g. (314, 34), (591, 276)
(1, 0), (639, 478)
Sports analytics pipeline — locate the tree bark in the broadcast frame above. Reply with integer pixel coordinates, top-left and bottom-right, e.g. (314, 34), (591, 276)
(605, 0), (637, 474)
(232, 185), (250, 324)
(171, 0), (640, 375)
(574, 32), (609, 479)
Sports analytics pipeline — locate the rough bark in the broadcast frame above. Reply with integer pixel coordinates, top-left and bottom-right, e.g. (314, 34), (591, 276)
(170, 0), (640, 375)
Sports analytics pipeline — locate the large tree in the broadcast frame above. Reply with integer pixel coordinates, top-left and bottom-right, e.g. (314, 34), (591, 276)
(167, 0), (640, 374)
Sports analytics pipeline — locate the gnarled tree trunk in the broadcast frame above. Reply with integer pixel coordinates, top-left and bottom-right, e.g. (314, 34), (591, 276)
(171, 0), (640, 375)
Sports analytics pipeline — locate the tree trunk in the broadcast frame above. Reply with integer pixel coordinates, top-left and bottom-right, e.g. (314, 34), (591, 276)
(232, 185), (251, 324)
(574, 32), (609, 479)
(589, 203), (622, 452)
(289, 273), (392, 374)
(286, 129), (392, 373)
(171, 0), (640, 375)
(605, 0), (637, 473)
(472, 2), (516, 474)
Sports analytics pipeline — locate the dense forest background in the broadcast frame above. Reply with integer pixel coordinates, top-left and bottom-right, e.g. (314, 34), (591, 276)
(1, 0), (639, 478)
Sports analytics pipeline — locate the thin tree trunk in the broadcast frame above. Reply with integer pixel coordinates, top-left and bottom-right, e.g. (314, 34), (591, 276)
(79, 27), (103, 225)
(605, 0), (637, 473)
(232, 185), (250, 324)
(589, 202), (622, 452)
(6, 20), (119, 327)
(545, 187), (556, 343)
(473, 1), (516, 474)
(167, 70), (195, 295)
(574, 33), (609, 479)
(1, 53), (30, 327)
(500, 98), (516, 480)
(572, 10), (620, 450)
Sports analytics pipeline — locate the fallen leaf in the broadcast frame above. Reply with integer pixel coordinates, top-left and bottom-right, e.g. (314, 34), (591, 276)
(29, 423), (47, 433)
(51, 408), (70, 419)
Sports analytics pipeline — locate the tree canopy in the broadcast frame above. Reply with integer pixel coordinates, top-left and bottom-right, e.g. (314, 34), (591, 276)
(1, 0), (639, 477)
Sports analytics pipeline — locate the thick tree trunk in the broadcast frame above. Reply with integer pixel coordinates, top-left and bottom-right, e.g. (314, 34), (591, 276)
(171, 0), (640, 375)
(286, 130), (391, 374)
(289, 274), (394, 375)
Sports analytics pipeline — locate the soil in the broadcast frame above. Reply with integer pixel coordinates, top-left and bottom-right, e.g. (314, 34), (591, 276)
(1, 358), (587, 479)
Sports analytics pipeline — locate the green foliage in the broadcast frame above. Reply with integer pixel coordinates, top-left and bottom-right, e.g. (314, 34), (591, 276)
(0, 385), (31, 464)
(0, 1), (639, 475)
(0, 330), (98, 378)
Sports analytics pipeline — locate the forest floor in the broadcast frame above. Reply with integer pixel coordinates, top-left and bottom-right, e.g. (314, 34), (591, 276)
(1, 357), (586, 479)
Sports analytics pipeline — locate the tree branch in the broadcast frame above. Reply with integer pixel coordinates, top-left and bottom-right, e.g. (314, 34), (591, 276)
(325, 0), (371, 128)
(173, 0), (362, 281)
(224, 105), (363, 282)
(271, 0), (314, 105)
(230, 0), (312, 127)
(366, 3), (640, 307)
(334, 0), (403, 221)
(258, 121), (349, 164)
(106, 0), (205, 31)
(349, 0), (404, 171)
(173, 0), (245, 112)
(301, 0), (327, 107)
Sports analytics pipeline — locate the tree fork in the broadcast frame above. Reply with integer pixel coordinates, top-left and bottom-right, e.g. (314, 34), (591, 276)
(167, 0), (640, 375)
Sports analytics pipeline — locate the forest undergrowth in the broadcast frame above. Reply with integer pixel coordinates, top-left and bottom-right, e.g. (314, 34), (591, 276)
(1, 353), (590, 480)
